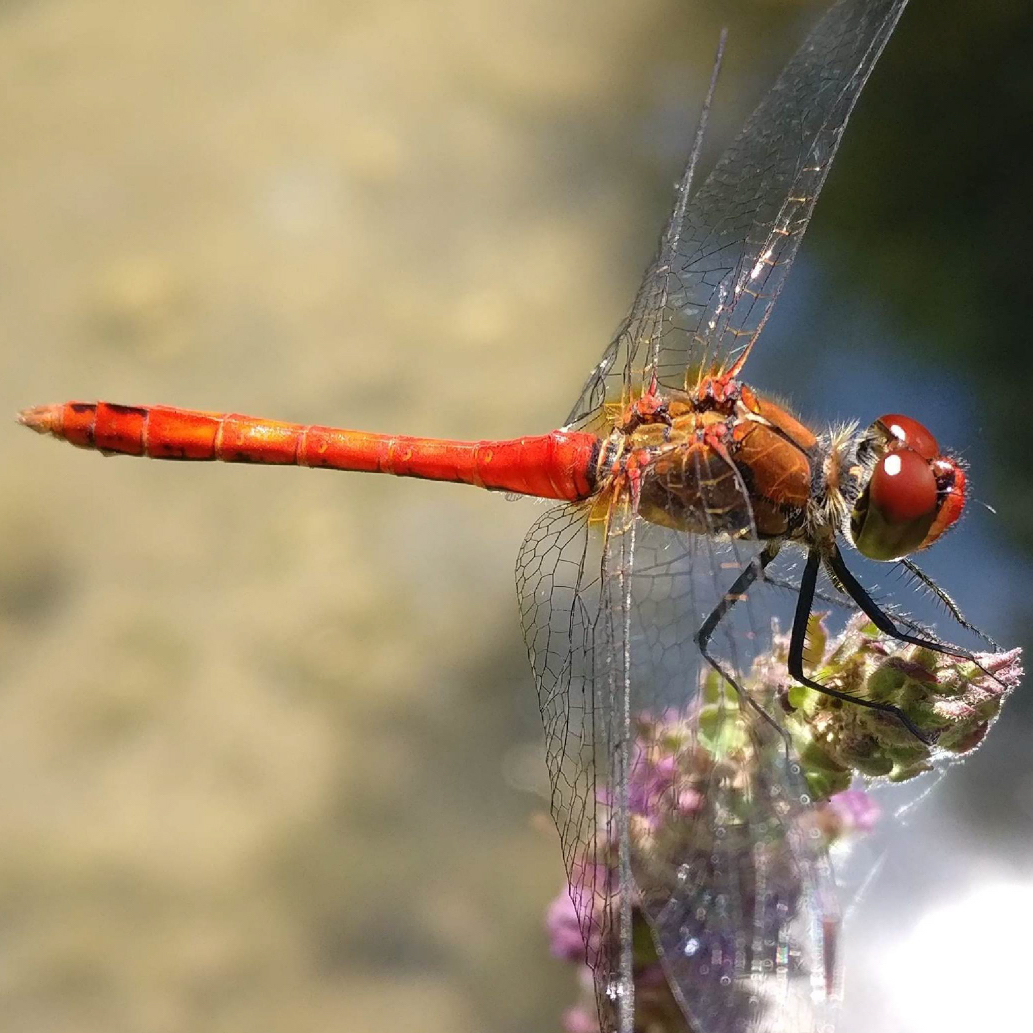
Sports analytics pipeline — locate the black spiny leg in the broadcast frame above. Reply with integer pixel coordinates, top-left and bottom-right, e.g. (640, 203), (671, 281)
(831, 546), (1004, 694)
(825, 546), (978, 663)
(898, 558), (998, 650)
(789, 548), (932, 744)
(695, 542), (789, 745)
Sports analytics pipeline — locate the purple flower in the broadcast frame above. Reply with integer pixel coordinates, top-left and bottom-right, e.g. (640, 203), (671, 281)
(828, 788), (881, 835)
(562, 1005), (599, 1033)
(545, 615), (1022, 1032)
(546, 887), (587, 961)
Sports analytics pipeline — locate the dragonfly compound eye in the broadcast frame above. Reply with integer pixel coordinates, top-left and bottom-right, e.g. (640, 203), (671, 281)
(851, 448), (939, 560)
(873, 413), (940, 461)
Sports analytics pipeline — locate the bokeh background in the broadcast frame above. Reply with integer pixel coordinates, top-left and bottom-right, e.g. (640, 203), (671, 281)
(2, 1), (1032, 1031)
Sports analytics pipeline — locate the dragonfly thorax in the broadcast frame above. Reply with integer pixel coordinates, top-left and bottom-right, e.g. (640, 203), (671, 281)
(601, 380), (821, 542)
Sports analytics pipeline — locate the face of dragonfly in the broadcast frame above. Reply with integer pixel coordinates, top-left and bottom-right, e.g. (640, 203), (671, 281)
(849, 414), (967, 562)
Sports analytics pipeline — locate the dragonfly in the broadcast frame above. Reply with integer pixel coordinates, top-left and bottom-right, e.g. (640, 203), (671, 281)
(18, 1), (1007, 1031)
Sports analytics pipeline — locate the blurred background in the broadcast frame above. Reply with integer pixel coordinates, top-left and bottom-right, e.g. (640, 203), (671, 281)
(2, 1), (1032, 1031)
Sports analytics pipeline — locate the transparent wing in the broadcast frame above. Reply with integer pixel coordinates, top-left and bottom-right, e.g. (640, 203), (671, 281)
(516, 501), (624, 1030)
(566, 0), (910, 427)
(517, 460), (840, 1033)
(632, 535), (839, 1033)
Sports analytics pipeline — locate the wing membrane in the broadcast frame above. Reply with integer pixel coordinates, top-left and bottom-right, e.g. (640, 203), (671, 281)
(567, 0), (910, 427)
(529, 2), (917, 1026)
(517, 475), (839, 1033)
(516, 502), (623, 1029)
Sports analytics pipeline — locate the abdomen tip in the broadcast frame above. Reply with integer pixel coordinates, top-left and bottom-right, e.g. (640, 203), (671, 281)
(17, 404), (61, 435)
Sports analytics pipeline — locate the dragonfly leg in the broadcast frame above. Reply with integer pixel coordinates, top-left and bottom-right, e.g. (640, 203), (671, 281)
(826, 547), (980, 663)
(618, 374), (672, 435)
(828, 546), (1004, 694)
(694, 542), (790, 750)
(790, 549), (932, 745)
(767, 569), (954, 642)
(897, 557), (999, 650)
(696, 541), (779, 652)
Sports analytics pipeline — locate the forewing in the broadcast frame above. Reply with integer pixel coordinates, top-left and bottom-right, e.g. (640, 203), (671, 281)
(567, 0), (910, 427)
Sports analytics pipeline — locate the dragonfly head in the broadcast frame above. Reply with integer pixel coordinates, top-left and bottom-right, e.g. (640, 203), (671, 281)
(849, 414), (966, 561)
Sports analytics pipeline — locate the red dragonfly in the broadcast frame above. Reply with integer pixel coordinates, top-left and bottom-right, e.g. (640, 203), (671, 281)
(18, 1), (999, 1031)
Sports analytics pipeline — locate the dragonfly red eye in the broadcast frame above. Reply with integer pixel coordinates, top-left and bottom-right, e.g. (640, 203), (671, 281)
(927, 457), (967, 546)
(852, 448), (939, 560)
(875, 414), (939, 461)
(871, 449), (938, 522)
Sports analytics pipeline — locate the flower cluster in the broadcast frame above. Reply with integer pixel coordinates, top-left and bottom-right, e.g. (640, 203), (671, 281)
(779, 614), (1023, 792)
(546, 613), (1022, 1033)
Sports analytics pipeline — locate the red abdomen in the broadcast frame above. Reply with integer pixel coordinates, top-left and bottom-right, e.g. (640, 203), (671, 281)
(19, 401), (600, 503)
